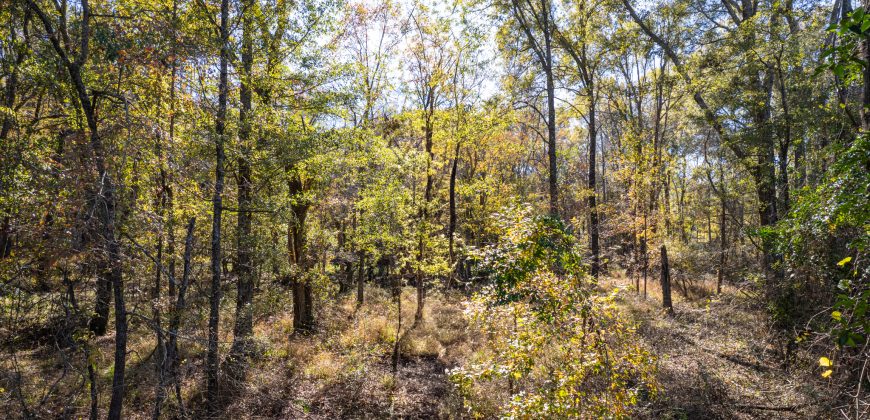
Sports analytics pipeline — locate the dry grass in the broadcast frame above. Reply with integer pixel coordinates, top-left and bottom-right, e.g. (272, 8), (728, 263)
(0, 284), (468, 419)
(603, 272), (834, 419)
(2, 273), (840, 419)
(216, 285), (468, 419)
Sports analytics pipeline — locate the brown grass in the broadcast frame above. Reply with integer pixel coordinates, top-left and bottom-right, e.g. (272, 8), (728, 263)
(2, 274), (840, 419)
(603, 271), (834, 419)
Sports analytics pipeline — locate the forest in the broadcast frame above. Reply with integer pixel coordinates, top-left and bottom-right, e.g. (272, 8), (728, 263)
(0, 0), (868, 417)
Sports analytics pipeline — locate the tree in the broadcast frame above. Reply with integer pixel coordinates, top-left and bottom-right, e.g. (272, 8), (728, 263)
(24, 0), (129, 417)
(499, 0), (560, 216)
(406, 6), (454, 324)
(227, 0), (256, 373)
(206, 0), (231, 409)
(621, 0), (784, 288)
(555, 0), (610, 278)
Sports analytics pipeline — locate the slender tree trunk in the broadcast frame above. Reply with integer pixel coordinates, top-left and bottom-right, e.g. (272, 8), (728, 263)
(229, 0), (255, 371)
(718, 188), (726, 294)
(416, 103), (435, 325)
(660, 245), (673, 314)
(706, 205), (712, 243)
(510, 0), (557, 216)
(642, 210), (648, 299)
(755, 156), (780, 284)
(631, 186), (640, 294)
(0, 8), (26, 262)
(545, 53), (558, 217)
(391, 268), (402, 373)
(795, 137), (806, 187)
(102, 98), (127, 420)
(753, 73), (781, 286)
(678, 165), (688, 243)
(288, 174), (313, 333)
(337, 223), (351, 294)
(863, 0), (870, 133)
(357, 252), (366, 306)
(163, 27), (184, 413)
(168, 218), (194, 417)
(0, 216), (11, 259)
(91, 276), (111, 336)
(152, 203), (166, 420)
(64, 272), (99, 420)
(664, 172), (671, 235)
(588, 84), (600, 279)
(153, 57), (178, 416)
(600, 132), (607, 204)
(447, 142), (459, 287)
(206, 0), (230, 409)
(776, 69), (792, 218)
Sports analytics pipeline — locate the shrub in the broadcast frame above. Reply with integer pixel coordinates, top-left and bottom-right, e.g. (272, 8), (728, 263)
(448, 205), (657, 418)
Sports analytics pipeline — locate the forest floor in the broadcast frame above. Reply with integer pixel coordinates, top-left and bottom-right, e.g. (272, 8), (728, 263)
(604, 273), (833, 419)
(3, 275), (836, 419)
(214, 275), (834, 419)
(214, 286), (469, 419)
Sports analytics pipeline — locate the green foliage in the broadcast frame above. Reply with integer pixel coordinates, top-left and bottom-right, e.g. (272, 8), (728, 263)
(820, 8), (870, 82)
(478, 205), (588, 316)
(450, 206), (657, 418)
(777, 134), (870, 346)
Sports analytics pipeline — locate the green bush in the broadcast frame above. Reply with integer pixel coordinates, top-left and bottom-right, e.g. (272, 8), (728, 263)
(449, 205), (657, 418)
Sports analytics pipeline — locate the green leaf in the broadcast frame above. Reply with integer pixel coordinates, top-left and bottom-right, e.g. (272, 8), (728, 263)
(831, 311), (842, 321)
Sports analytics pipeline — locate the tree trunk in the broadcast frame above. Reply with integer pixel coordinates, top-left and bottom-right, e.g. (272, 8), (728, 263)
(664, 172), (671, 235)
(545, 47), (558, 217)
(660, 245), (673, 314)
(447, 142), (460, 287)
(588, 82), (600, 279)
(718, 190), (726, 295)
(91, 276), (111, 336)
(863, 0), (870, 132)
(63, 272), (99, 420)
(289, 174), (313, 333)
(510, 0), (558, 216)
(153, 57), (178, 416)
(168, 218), (194, 417)
(229, 0), (255, 371)
(755, 145), (781, 287)
(206, 0), (230, 409)
(152, 207), (166, 420)
(416, 100), (435, 325)
(357, 252), (366, 306)
(391, 267), (402, 373)
(0, 9), (26, 261)
(642, 210), (648, 299)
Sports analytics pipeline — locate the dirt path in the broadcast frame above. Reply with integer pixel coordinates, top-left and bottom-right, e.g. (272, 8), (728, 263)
(607, 276), (831, 419)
